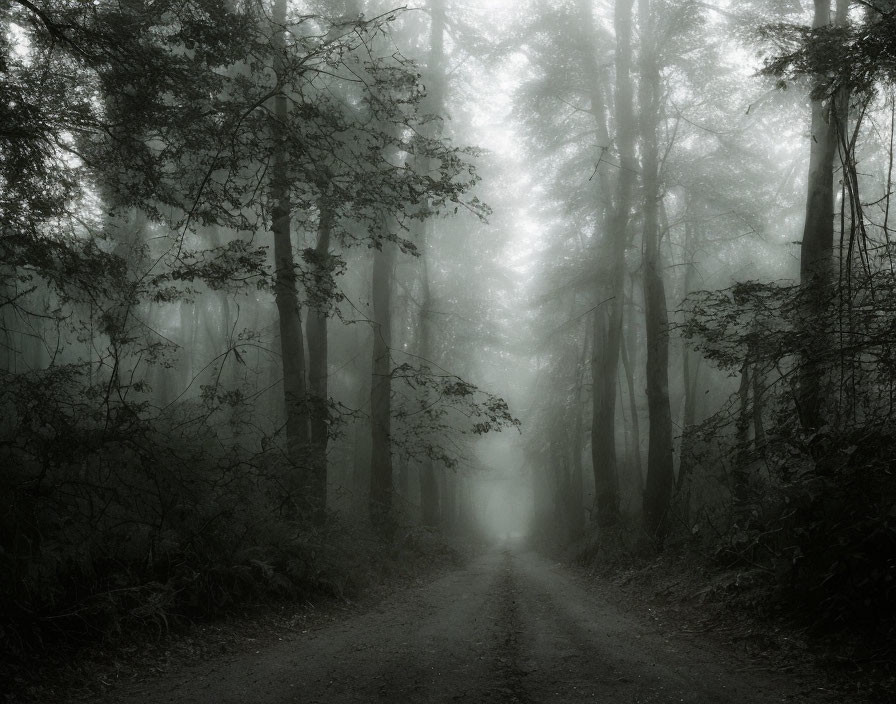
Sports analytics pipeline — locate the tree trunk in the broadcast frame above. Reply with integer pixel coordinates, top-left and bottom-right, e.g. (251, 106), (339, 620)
(569, 409), (585, 538)
(305, 191), (335, 522)
(417, 0), (447, 529)
(353, 361), (371, 511)
(638, 0), (675, 540)
(568, 328), (589, 538)
(677, 216), (699, 491)
(583, 0), (636, 528)
(417, 260), (439, 529)
(798, 0), (848, 431)
(621, 283), (643, 491)
(270, 0), (309, 509)
(369, 230), (397, 536)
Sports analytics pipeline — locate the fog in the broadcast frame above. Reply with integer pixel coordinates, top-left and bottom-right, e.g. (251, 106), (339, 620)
(468, 434), (533, 541)
(4, 0), (896, 695)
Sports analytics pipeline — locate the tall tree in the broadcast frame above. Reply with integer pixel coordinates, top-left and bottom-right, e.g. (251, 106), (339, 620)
(269, 0), (310, 510)
(797, 0), (849, 431)
(586, 0), (637, 528)
(418, 0), (447, 528)
(305, 182), (335, 521)
(369, 223), (397, 535)
(638, 0), (675, 539)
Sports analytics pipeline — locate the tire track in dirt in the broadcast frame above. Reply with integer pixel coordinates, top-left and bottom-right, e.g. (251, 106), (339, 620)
(492, 550), (534, 704)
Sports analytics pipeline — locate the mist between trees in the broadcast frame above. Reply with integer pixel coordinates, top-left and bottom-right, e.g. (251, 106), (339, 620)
(2, 0), (896, 680)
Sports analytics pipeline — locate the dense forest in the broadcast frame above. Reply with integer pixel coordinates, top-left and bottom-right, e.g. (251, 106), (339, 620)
(3, 0), (896, 699)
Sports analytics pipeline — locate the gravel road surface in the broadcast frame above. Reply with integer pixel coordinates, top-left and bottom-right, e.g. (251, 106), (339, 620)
(109, 547), (831, 703)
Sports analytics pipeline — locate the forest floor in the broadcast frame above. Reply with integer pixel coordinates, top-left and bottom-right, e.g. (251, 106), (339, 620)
(36, 543), (872, 704)
(588, 546), (894, 704)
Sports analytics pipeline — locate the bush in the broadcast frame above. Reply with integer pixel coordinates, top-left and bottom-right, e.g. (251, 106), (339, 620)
(0, 366), (362, 681)
(679, 275), (896, 642)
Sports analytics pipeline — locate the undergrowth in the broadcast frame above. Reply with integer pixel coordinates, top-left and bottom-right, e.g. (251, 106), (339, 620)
(0, 371), (462, 698)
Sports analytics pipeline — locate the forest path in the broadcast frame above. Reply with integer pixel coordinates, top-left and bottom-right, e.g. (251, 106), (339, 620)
(110, 547), (830, 703)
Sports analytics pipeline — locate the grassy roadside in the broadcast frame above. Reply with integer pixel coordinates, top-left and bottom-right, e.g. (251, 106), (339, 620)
(571, 536), (895, 704)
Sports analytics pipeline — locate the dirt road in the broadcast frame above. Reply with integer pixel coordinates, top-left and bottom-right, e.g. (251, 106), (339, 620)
(110, 548), (831, 703)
